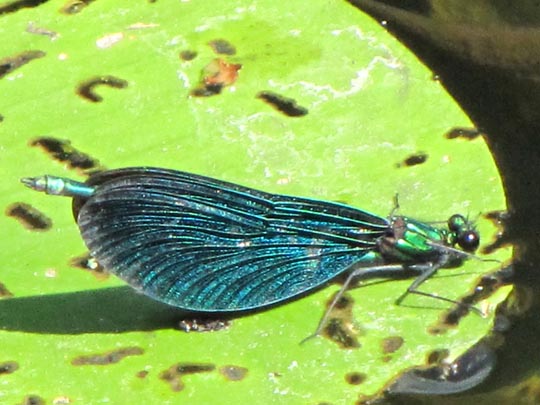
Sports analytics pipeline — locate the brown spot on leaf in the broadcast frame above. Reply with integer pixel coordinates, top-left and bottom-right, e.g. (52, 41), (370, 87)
(71, 346), (144, 366)
(426, 348), (449, 365)
(0, 0), (49, 16)
(0, 282), (13, 298)
(219, 365), (248, 381)
(396, 152), (428, 168)
(427, 325), (446, 335)
(322, 293), (361, 349)
(380, 336), (404, 354)
(69, 253), (109, 280)
(160, 363), (216, 391)
(60, 0), (95, 15)
(179, 50), (197, 61)
(0, 50), (45, 79)
(0, 361), (19, 375)
(257, 91), (308, 117)
(208, 39), (236, 55)
(191, 59), (242, 97)
(76, 75), (128, 102)
(445, 127), (482, 140)
(19, 395), (45, 405)
(345, 371), (366, 385)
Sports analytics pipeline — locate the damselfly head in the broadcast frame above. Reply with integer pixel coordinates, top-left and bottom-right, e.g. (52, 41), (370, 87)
(448, 214), (479, 252)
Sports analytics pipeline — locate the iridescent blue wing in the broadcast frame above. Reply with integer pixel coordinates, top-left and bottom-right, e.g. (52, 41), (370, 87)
(75, 167), (389, 311)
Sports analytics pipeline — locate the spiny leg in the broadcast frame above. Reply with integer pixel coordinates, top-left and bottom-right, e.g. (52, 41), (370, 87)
(301, 263), (415, 344)
(396, 259), (484, 316)
(303, 258), (483, 344)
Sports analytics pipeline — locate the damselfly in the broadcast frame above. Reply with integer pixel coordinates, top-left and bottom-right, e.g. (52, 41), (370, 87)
(21, 167), (479, 315)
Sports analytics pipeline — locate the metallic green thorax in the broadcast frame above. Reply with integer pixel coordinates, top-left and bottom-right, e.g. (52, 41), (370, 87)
(377, 215), (475, 264)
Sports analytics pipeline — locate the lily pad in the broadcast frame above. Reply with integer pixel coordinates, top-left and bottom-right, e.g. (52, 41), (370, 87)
(0, 1), (510, 403)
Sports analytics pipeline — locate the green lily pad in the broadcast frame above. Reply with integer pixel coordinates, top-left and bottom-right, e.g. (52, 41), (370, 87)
(0, 1), (510, 403)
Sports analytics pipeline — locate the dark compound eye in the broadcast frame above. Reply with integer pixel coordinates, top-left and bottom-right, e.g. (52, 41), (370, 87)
(457, 230), (480, 252)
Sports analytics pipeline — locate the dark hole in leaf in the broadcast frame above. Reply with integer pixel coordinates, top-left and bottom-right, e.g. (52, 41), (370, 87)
(29, 136), (103, 173)
(76, 75), (128, 102)
(333, 294), (354, 310)
(0, 50), (45, 79)
(179, 50), (197, 61)
(69, 253), (109, 280)
(60, 0), (95, 15)
(445, 127), (482, 140)
(19, 395), (45, 405)
(345, 371), (366, 385)
(0, 361), (19, 374)
(6, 202), (52, 231)
(0, 0), (48, 16)
(441, 267), (510, 327)
(191, 83), (224, 97)
(257, 91), (308, 117)
(0, 282), (13, 298)
(482, 210), (510, 254)
(482, 237), (508, 255)
(396, 152), (428, 168)
(426, 348), (449, 365)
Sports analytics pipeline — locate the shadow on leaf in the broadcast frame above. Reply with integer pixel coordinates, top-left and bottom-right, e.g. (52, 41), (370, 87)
(0, 286), (192, 334)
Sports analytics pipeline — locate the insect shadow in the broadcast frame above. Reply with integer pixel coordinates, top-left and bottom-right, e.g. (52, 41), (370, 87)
(0, 283), (326, 335)
(0, 286), (227, 334)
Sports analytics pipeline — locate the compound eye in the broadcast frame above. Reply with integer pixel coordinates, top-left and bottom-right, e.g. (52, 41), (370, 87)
(458, 230), (480, 252)
(448, 214), (467, 233)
